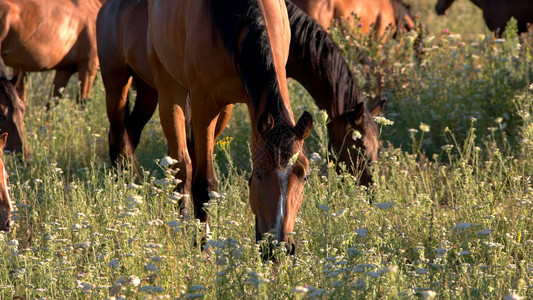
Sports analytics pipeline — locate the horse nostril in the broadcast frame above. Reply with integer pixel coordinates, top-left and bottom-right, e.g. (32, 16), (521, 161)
(288, 243), (296, 256)
(5, 219), (12, 230)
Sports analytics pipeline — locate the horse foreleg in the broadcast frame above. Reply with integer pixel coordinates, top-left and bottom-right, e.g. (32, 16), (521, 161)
(77, 64), (98, 101)
(158, 91), (191, 215)
(127, 75), (158, 149)
(104, 72), (133, 168)
(51, 67), (76, 99)
(190, 99), (221, 225)
(214, 104), (233, 140)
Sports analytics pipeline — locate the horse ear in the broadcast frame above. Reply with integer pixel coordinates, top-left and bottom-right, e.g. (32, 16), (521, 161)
(257, 112), (275, 134)
(0, 133), (8, 150)
(346, 102), (365, 125)
(295, 111), (313, 139)
(370, 99), (387, 117)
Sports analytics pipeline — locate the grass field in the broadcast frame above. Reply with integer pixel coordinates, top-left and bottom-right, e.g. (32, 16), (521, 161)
(0, 0), (532, 299)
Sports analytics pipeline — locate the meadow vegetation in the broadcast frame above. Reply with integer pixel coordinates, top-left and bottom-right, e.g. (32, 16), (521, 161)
(0, 0), (532, 298)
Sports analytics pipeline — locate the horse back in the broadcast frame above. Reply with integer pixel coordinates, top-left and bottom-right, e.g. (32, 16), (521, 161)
(0, 0), (100, 71)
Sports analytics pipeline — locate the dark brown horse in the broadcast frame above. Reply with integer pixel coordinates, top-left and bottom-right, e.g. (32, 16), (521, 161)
(0, 58), (26, 157)
(291, 0), (415, 35)
(436, 0), (533, 34)
(0, 0), (101, 101)
(146, 0), (312, 255)
(96, 0), (158, 168)
(0, 132), (14, 231)
(98, 0), (383, 187)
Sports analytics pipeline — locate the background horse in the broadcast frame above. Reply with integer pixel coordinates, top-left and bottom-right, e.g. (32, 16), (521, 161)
(96, 0), (158, 169)
(435, 0), (533, 34)
(98, 0), (383, 186)
(0, 132), (14, 232)
(0, 58), (26, 158)
(286, 0), (385, 186)
(291, 0), (415, 35)
(0, 0), (101, 101)
(146, 0), (312, 255)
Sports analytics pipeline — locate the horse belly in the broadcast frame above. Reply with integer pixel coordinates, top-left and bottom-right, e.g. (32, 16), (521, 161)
(2, 7), (80, 70)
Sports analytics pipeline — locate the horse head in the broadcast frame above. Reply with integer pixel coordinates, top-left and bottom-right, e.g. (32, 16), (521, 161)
(0, 76), (27, 159)
(249, 111), (312, 259)
(0, 133), (14, 232)
(328, 100), (385, 186)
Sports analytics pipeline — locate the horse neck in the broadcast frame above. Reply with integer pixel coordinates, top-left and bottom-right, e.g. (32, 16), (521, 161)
(209, 0), (293, 125)
(286, 0), (362, 118)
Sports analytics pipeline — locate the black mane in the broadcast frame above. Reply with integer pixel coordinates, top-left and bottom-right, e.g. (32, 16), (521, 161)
(208, 0), (299, 167)
(208, 0), (288, 120)
(286, 0), (364, 118)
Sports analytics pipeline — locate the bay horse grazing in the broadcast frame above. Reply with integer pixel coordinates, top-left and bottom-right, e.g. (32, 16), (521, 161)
(147, 0), (313, 256)
(98, 0), (382, 186)
(96, 0), (158, 168)
(0, 132), (14, 232)
(0, 0), (102, 101)
(286, 0), (385, 186)
(291, 0), (415, 35)
(436, 0), (533, 34)
(0, 58), (27, 158)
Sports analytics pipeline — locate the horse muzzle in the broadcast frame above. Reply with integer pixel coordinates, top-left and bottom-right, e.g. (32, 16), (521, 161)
(0, 213), (13, 232)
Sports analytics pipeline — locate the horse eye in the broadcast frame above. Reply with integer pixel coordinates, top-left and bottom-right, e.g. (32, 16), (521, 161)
(254, 169), (264, 180)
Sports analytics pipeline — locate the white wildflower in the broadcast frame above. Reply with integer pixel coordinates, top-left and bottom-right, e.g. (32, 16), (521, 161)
(317, 110), (329, 125)
(147, 219), (164, 226)
(417, 290), (436, 299)
(478, 228), (492, 236)
(7, 239), (19, 246)
(452, 222), (473, 230)
(208, 191), (221, 199)
(290, 286), (308, 293)
(165, 220), (181, 228)
(309, 152), (322, 163)
(375, 202), (394, 210)
(108, 259), (120, 269)
(352, 130), (362, 140)
(144, 263), (158, 272)
(502, 294), (523, 300)
(356, 228), (368, 237)
(373, 116), (394, 126)
(310, 289), (326, 297)
(127, 183), (141, 190)
(415, 268), (428, 275)
(419, 123), (430, 133)
(126, 195), (143, 206)
(159, 156), (178, 167)
(317, 204), (329, 211)
(153, 178), (172, 186)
